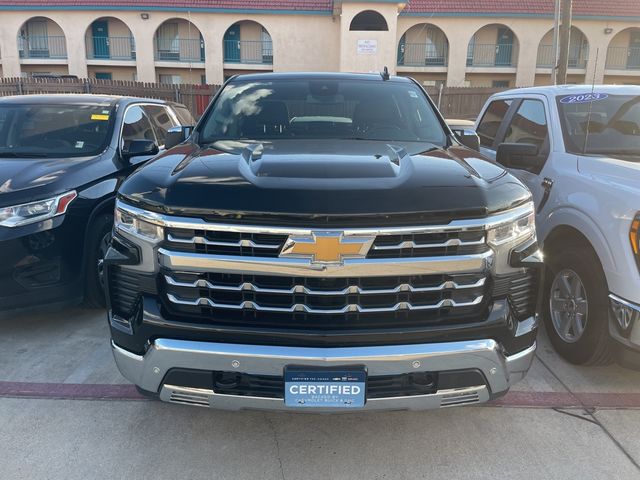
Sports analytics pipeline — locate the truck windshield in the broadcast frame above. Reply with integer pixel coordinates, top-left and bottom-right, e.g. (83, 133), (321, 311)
(0, 103), (114, 158)
(199, 79), (446, 146)
(557, 94), (640, 157)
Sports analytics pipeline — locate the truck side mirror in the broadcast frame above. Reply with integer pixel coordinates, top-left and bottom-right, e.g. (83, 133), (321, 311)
(453, 129), (480, 151)
(165, 125), (194, 150)
(122, 139), (159, 161)
(496, 142), (543, 170)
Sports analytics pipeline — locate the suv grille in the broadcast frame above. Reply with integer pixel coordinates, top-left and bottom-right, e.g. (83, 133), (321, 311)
(163, 228), (487, 259)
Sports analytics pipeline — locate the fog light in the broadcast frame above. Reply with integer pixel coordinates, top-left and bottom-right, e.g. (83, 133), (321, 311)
(610, 294), (640, 335)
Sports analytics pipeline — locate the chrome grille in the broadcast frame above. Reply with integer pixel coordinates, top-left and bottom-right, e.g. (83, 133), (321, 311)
(163, 228), (489, 259)
(162, 271), (487, 315)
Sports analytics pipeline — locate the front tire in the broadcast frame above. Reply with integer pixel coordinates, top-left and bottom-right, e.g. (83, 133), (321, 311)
(543, 244), (612, 365)
(83, 214), (113, 309)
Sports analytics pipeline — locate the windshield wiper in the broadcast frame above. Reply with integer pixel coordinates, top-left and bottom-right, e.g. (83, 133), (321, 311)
(0, 151), (50, 158)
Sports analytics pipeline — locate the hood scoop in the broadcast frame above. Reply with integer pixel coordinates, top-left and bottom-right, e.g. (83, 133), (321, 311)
(239, 141), (410, 180)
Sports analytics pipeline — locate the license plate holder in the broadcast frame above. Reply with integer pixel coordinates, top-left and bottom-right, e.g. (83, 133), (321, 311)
(284, 366), (366, 409)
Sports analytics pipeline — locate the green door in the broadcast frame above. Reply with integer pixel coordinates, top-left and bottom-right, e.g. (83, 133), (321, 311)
(495, 28), (514, 66)
(224, 24), (241, 63)
(92, 20), (109, 59)
(628, 30), (640, 69)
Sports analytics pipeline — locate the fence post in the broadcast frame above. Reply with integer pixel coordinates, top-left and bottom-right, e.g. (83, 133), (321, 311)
(174, 85), (180, 103)
(437, 83), (444, 110)
(17, 78), (23, 95)
(85, 79), (91, 94)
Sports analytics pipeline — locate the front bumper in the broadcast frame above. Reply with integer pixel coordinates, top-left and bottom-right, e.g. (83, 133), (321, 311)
(112, 338), (536, 411)
(609, 294), (640, 369)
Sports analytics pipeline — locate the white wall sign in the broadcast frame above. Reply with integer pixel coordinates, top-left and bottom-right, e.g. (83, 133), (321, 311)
(357, 40), (378, 55)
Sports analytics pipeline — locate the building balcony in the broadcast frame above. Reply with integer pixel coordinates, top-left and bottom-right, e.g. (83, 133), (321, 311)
(87, 36), (136, 61)
(154, 37), (204, 63)
(223, 40), (273, 65)
(605, 46), (640, 70)
(466, 44), (517, 68)
(18, 35), (67, 59)
(537, 45), (588, 69)
(397, 43), (448, 67)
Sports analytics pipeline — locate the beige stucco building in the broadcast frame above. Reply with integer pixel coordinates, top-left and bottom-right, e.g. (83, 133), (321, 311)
(0, 0), (639, 87)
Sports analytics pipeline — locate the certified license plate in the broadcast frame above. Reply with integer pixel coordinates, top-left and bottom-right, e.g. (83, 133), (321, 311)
(284, 367), (366, 408)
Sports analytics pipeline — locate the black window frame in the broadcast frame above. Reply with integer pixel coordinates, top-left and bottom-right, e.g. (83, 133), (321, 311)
(493, 96), (552, 173)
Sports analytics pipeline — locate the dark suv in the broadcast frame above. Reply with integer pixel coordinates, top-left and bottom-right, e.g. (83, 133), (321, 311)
(107, 73), (542, 411)
(0, 94), (194, 314)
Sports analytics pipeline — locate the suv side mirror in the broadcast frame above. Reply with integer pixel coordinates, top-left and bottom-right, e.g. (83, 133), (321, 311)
(453, 129), (480, 151)
(165, 125), (194, 150)
(496, 143), (542, 170)
(122, 139), (159, 161)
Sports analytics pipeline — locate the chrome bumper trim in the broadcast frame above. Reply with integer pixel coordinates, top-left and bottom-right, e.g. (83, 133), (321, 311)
(112, 339), (536, 411)
(157, 248), (493, 277)
(117, 199), (535, 236)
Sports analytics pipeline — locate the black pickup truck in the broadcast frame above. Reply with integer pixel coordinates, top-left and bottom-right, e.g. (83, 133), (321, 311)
(106, 72), (542, 411)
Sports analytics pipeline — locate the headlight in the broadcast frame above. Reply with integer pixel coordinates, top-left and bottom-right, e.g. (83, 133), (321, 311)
(631, 214), (639, 269)
(114, 204), (163, 242)
(0, 191), (77, 228)
(487, 209), (536, 247)
(487, 203), (537, 274)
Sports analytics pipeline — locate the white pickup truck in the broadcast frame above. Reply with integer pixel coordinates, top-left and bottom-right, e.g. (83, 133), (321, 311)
(475, 85), (640, 368)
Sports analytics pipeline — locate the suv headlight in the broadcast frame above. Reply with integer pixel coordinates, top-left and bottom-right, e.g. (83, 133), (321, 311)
(631, 214), (639, 269)
(487, 202), (537, 274)
(0, 191), (77, 228)
(114, 203), (163, 242)
(487, 208), (536, 247)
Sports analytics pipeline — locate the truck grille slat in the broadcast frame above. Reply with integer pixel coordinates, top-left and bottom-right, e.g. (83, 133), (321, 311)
(164, 274), (486, 295)
(165, 292), (485, 314)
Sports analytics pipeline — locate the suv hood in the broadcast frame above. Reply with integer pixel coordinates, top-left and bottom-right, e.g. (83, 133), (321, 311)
(0, 152), (112, 207)
(119, 139), (530, 220)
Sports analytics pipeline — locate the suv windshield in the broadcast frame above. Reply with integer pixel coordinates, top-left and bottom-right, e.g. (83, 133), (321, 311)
(0, 103), (115, 158)
(557, 93), (640, 157)
(199, 78), (446, 146)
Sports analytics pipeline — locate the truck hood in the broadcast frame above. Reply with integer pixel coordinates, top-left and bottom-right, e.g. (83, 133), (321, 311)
(119, 139), (531, 220)
(578, 155), (640, 197)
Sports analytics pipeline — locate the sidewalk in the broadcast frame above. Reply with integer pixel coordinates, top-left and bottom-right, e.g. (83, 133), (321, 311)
(1, 307), (639, 479)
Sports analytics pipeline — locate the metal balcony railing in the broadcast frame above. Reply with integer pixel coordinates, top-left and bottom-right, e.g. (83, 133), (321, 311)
(537, 44), (588, 69)
(18, 35), (67, 59)
(87, 36), (136, 60)
(605, 46), (640, 70)
(397, 43), (448, 67)
(154, 37), (204, 62)
(466, 44), (516, 67)
(224, 40), (273, 65)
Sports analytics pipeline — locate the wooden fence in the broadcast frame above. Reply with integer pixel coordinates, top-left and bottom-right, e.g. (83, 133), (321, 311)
(0, 77), (219, 117)
(0, 77), (504, 120)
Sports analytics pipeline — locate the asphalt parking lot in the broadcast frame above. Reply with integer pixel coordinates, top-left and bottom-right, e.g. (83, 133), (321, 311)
(1, 307), (640, 480)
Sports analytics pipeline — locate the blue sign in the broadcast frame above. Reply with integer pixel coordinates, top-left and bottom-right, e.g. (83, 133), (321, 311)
(559, 93), (609, 104)
(284, 368), (366, 408)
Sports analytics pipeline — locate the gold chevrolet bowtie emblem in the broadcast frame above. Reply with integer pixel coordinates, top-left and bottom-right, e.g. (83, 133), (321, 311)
(280, 232), (375, 264)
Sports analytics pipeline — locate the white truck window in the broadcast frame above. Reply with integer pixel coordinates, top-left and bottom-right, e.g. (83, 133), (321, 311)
(503, 99), (548, 151)
(476, 99), (512, 148)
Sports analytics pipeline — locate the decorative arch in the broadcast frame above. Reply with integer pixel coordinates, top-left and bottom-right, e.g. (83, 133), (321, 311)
(467, 24), (519, 67)
(84, 17), (136, 60)
(537, 26), (589, 69)
(17, 16), (67, 59)
(223, 20), (273, 65)
(153, 18), (204, 62)
(349, 10), (388, 32)
(397, 23), (449, 66)
(605, 27), (640, 70)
